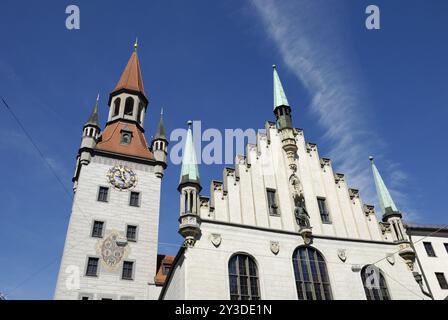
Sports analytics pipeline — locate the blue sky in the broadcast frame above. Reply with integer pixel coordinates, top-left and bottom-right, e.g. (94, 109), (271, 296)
(0, 0), (447, 299)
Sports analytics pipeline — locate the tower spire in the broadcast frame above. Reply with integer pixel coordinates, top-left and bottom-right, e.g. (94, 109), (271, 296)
(110, 45), (146, 102)
(178, 120), (200, 189)
(154, 108), (167, 141)
(273, 64), (290, 110)
(85, 94), (100, 127)
(370, 156), (399, 215)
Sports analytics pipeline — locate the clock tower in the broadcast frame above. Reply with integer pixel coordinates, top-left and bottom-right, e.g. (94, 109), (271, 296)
(54, 43), (167, 300)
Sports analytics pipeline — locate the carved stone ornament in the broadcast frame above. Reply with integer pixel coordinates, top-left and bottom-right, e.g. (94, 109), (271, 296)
(270, 241), (280, 255)
(337, 249), (347, 262)
(210, 233), (222, 247)
(386, 253), (395, 265)
(96, 230), (130, 272)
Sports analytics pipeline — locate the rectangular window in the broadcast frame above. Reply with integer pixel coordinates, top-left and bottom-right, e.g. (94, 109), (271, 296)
(97, 187), (109, 202)
(91, 221), (104, 238)
(423, 242), (436, 257)
(266, 189), (279, 215)
(162, 264), (170, 275)
(444, 243), (448, 254)
(122, 261), (134, 280)
(129, 191), (140, 207)
(86, 257), (99, 277)
(317, 197), (331, 223)
(126, 225), (137, 242)
(435, 273), (448, 289)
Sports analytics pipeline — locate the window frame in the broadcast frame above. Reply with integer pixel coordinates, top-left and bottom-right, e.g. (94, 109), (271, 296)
(126, 224), (138, 242)
(97, 186), (109, 203)
(266, 188), (280, 216)
(444, 243), (448, 255)
(85, 256), (100, 277)
(124, 97), (134, 116)
(360, 265), (391, 300)
(423, 242), (436, 257)
(121, 260), (135, 281)
(435, 272), (448, 290)
(317, 197), (331, 224)
(129, 191), (141, 207)
(292, 246), (333, 300)
(91, 220), (105, 238)
(228, 253), (260, 300)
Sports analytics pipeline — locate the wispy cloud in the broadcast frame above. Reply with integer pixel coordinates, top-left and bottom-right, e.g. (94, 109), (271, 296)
(250, 0), (418, 219)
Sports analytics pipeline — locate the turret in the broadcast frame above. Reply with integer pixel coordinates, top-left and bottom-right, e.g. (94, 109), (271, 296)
(370, 156), (416, 269)
(273, 65), (298, 172)
(151, 109), (168, 178)
(80, 94), (101, 165)
(178, 121), (201, 247)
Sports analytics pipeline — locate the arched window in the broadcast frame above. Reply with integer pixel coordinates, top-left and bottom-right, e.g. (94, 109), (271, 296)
(361, 265), (390, 300)
(138, 102), (144, 124)
(124, 97), (134, 116)
(228, 254), (260, 300)
(113, 98), (121, 117)
(292, 246), (332, 300)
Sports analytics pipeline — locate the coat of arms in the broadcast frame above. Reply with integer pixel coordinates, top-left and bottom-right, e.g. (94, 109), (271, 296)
(337, 249), (347, 262)
(270, 241), (280, 255)
(386, 253), (395, 265)
(210, 233), (222, 247)
(96, 231), (130, 271)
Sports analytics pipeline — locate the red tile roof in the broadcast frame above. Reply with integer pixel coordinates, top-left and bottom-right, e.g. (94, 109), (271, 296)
(155, 255), (175, 286)
(95, 121), (154, 160)
(112, 51), (146, 98)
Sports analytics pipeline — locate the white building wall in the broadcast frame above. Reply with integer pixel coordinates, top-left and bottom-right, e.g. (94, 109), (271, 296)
(411, 234), (448, 300)
(168, 222), (426, 300)
(54, 155), (161, 300)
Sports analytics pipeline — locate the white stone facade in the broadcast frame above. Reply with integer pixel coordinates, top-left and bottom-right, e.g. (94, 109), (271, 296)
(54, 155), (162, 300)
(162, 221), (425, 300)
(407, 226), (448, 300)
(162, 121), (430, 300)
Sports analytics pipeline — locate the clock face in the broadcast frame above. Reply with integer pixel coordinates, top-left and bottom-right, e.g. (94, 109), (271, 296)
(106, 165), (137, 190)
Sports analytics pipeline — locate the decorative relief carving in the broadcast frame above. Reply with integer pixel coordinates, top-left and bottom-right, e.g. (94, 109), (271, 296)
(212, 181), (223, 192)
(363, 204), (375, 218)
(348, 188), (360, 201)
(320, 158), (331, 171)
(379, 222), (391, 235)
(209, 233), (222, 247)
(386, 253), (395, 265)
(96, 230), (130, 272)
(270, 241), (280, 255)
(294, 128), (304, 136)
(334, 173), (345, 187)
(337, 249), (347, 262)
(306, 143), (317, 155)
(200, 198), (209, 208)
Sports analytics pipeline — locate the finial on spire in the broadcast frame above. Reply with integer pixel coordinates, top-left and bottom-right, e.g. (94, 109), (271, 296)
(134, 37), (138, 51)
(160, 107), (164, 116)
(187, 120), (193, 127)
(369, 155), (374, 162)
(272, 64), (277, 69)
(96, 93), (100, 102)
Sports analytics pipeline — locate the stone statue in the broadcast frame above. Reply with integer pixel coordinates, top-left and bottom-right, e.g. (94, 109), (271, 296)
(295, 195), (310, 228)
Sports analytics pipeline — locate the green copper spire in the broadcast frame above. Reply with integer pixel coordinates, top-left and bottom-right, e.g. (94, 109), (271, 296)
(154, 108), (167, 141)
(273, 65), (290, 110)
(179, 121), (200, 187)
(370, 156), (398, 215)
(85, 94), (100, 127)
